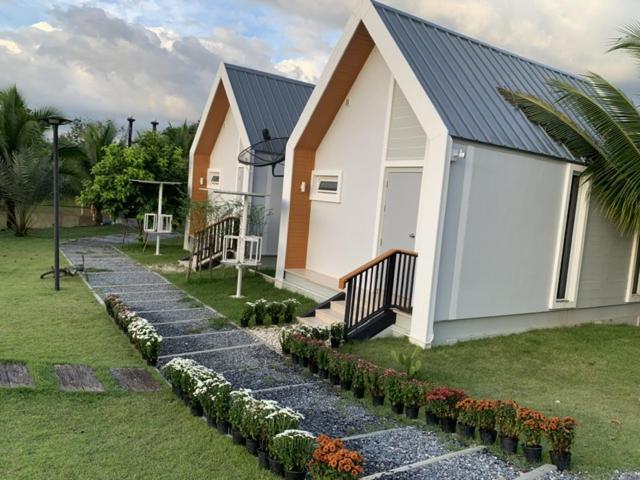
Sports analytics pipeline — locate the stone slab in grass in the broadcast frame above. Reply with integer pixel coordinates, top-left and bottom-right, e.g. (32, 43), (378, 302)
(54, 365), (104, 392)
(86, 271), (167, 287)
(223, 363), (314, 391)
(344, 427), (447, 475)
(141, 308), (217, 323)
(153, 319), (218, 337)
(376, 451), (520, 480)
(254, 382), (394, 437)
(0, 363), (33, 388)
(94, 284), (179, 296)
(129, 298), (200, 312)
(160, 344), (279, 372)
(110, 368), (161, 392)
(161, 330), (256, 356)
(116, 291), (187, 303)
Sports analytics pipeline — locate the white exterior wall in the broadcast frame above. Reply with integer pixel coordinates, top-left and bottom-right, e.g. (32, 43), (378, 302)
(209, 108), (242, 195)
(435, 141), (638, 326)
(305, 48), (392, 279)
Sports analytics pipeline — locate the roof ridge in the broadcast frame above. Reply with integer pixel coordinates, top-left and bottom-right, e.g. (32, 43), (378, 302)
(371, 0), (584, 83)
(224, 63), (315, 88)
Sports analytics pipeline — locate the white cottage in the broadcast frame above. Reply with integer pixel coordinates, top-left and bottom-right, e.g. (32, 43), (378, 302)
(185, 63), (314, 257)
(275, 0), (640, 347)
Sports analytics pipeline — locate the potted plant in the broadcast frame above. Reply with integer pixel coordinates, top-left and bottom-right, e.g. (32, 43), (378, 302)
(240, 302), (254, 328)
(351, 360), (369, 398)
(229, 389), (252, 445)
(496, 400), (520, 454)
(476, 399), (498, 445)
(330, 322), (343, 348)
(328, 350), (341, 385)
(402, 379), (426, 419)
(266, 301), (284, 325)
(279, 327), (293, 355)
(282, 298), (300, 323)
(456, 398), (478, 440)
(315, 346), (330, 379)
(212, 380), (232, 434)
(264, 408), (305, 475)
(308, 435), (365, 479)
(367, 367), (386, 406)
(426, 386), (466, 433)
(305, 339), (323, 374)
(337, 354), (355, 390)
(517, 407), (546, 463)
(385, 370), (407, 414)
(253, 298), (268, 326)
(544, 416), (576, 471)
(271, 430), (315, 480)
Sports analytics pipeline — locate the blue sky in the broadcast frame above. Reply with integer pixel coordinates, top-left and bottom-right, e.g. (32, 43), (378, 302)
(0, 0), (637, 129)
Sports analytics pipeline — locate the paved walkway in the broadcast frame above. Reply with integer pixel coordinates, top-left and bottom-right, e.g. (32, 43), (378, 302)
(62, 236), (546, 479)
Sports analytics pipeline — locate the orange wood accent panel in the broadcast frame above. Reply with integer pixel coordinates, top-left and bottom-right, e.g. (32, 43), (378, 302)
(191, 82), (229, 200)
(285, 148), (315, 269)
(285, 22), (374, 270)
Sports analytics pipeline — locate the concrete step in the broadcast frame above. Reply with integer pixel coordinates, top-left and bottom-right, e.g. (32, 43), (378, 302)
(314, 307), (343, 326)
(330, 299), (345, 316)
(298, 315), (333, 329)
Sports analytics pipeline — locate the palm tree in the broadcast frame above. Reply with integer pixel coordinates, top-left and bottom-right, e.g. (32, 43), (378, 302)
(499, 24), (640, 235)
(0, 85), (60, 231)
(163, 121), (197, 160)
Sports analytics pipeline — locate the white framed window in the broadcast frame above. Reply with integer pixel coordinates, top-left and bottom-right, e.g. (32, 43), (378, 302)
(309, 169), (342, 203)
(550, 164), (589, 309)
(236, 165), (248, 192)
(207, 168), (221, 189)
(626, 232), (640, 302)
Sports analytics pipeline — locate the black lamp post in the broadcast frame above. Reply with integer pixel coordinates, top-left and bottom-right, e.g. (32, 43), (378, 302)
(46, 115), (72, 291)
(127, 116), (135, 147)
(151, 120), (159, 132)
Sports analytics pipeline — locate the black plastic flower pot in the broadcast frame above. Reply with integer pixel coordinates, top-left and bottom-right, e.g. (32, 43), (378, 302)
(372, 394), (385, 406)
(258, 450), (270, 470)
(284, 470), (306, 480)
(255, 316), (264, 326)
(301, 357), (309, 368)
(340, 379), (352, 391)
(271, 316), (279, 326)
(318, 368), (328, 379)
(269, 457), (284, 477)
(291, 354), (299, 365)
(206, 416), (215, 427)
(500, 435), (519, 454)
(146, 358), (157, 367)
(479, 428), (497, 445)
(217, 420), (230, 435)
(457, 422), (476, 440)
(330, 373), (340, 385)
(550, 451), (571, 471)
(330, 338), (340, 348)
(391, 402), (405, 415)
(240, 319), (249, 328)
(190, 403), (204, 417)
(352, 386), (365, 398)
(246, 438), (259, 456)
(439, 417), (456, 433)
(282, 346), (291, 355)
(425, 412), (438, 426)
(309, 362), (319, 374)
(231, 428), (245, 445)
(405, 404), (420, 419)
(522, 444), (543, 464)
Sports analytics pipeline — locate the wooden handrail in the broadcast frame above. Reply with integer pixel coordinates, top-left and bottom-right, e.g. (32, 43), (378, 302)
(338, 248), (417, 289)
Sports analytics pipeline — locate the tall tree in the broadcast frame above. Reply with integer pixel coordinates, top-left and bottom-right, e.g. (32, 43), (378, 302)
(499, 24), (640, 235)
(0, 85), (60, 231)
(163, 121), (197, 160)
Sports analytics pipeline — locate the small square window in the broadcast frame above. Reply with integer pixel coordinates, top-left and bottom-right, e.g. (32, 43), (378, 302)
(207, 168), (221, 189)
(310, 170), (342, 203)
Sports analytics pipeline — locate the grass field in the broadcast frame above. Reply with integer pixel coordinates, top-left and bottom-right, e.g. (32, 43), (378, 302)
(342, 326), (640, 477)
(121, 235), (316, 324)
(0, 226), (274, 480)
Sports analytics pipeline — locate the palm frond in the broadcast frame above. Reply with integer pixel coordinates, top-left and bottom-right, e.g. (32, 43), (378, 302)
(608, 22), (640, 63)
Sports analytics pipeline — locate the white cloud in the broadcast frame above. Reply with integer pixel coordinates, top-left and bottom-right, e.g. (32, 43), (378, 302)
(0, 38), (21, 54)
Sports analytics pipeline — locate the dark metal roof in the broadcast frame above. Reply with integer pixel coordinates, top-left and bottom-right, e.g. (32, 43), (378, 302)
(373, 1), (588, 161)
(225, 63), (314, 146)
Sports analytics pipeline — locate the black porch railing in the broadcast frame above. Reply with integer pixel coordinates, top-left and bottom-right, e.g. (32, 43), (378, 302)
(339, 249), (417, 339)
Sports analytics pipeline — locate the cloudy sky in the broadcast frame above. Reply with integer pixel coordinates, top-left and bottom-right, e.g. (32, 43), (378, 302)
(0, 0), (638, 129)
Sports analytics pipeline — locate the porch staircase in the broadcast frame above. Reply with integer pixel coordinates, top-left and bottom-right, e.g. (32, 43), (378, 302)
(186, 216), (239, 277)
(299, 249), (418, 340)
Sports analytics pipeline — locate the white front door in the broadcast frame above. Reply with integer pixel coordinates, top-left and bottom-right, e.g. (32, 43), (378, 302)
(379, 168), (422, 252)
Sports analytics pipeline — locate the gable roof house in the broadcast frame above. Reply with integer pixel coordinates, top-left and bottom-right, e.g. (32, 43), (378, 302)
(275, 0), (640, 347)
(185, 63), (314, 257)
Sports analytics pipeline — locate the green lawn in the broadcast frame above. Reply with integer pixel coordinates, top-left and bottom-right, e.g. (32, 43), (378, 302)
(342, 325), (640, 477)
(0, 226), (274, 480)
(121, 237), (316, 325)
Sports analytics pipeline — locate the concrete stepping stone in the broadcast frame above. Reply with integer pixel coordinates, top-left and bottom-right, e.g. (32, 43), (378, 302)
(0, 363), (33, 388)
(374, 450), (520, 480)
(160, 344), (280, 372)
(110, 368), (161, 392)
(154, 319), (217, 337)
(116, 291), (187, 303)
(141, 308), (216, 323)
(343, 427), (448, 476)
(54, 365), (104, 392)
(129, 298), (200, 312)
(87, 271), (167, 287)
(224, 363), (314, 391)
(254, 382), (395, 437)
(94, 284), (179, 296)
(161, 330), (256, 356)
